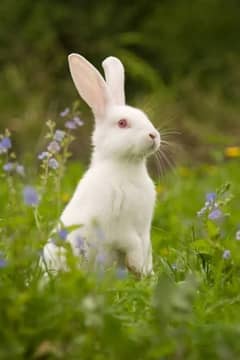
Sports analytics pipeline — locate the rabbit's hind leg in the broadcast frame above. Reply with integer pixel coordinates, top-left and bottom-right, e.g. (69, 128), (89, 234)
(125, 238), (145, 278)
(40, 242), (67, 275)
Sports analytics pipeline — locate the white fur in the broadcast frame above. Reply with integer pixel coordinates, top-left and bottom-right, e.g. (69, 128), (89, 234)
(42, 54), (160, 276)
(102, 57), (125, 105)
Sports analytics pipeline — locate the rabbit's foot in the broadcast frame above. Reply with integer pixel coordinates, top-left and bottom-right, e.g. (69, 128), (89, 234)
(125, 248), (145, 278)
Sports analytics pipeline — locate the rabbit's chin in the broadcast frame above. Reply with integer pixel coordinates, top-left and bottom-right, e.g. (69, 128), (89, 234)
(141, 140), (160, 158)
(123, 139), (160, 160)
(129, 145), (160, 161)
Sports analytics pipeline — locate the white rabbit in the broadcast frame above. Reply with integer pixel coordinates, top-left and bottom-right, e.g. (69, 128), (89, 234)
(42, 53), (161, 276)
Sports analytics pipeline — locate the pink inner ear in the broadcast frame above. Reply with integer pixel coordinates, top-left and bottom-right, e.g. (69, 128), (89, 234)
(68, 54), (110, 117)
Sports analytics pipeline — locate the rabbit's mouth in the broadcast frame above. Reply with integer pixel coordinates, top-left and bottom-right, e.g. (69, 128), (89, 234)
(140, 141), (160, 158)
(149, 139), (160, 153)
(146, 131), (161, 153)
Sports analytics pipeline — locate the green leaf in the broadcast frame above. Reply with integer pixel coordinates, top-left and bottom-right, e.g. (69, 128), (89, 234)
(206, 220), (221, 239)
(191, 239), (213, 255)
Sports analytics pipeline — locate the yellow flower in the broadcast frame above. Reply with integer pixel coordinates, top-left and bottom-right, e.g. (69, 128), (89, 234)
(206, 165), (217, 173)
(225, 146), (240, 158)
(156, 183), (165, 194)
(179, 166), (191, 177)
(61, 192), (70, 203)
(160, 248), (169, 256)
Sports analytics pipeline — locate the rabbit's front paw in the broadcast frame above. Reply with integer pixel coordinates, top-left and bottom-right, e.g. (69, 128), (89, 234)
(142, 248), (154, 276)
(125, 247), (144, 278)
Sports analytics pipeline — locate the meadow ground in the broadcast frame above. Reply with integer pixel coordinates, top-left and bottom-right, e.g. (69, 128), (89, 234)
(0, 124), (240, 359)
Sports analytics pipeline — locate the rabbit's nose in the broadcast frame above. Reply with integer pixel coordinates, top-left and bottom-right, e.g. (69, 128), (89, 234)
(149, 133), (157, 140)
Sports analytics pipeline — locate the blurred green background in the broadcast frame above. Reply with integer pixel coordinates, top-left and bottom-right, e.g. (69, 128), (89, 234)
(0, 0), (239, 164)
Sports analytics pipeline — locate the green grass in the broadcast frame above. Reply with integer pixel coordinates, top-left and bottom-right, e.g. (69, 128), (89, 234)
(1, 141), (240, 359)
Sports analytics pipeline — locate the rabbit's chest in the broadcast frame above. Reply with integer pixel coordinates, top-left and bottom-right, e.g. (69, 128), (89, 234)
(108, 179), (155, 224)
(61, 167), (156, 230)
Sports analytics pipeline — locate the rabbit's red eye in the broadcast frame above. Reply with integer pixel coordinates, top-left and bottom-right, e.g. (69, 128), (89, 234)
(118, 119), (128, 128)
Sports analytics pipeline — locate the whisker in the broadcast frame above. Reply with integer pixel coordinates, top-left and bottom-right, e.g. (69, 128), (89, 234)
(155, 151), (167, 177)
(159, 130), (181, 137)
(157, 151), (166, 178)
(157, 148), (176, 173)
(160, 140), (177, 149)
(156, 152), (167, 174)
(153, 153), (162, 180)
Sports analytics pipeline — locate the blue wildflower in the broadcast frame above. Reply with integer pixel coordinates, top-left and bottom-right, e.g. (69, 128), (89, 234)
(38, 151), (49, 160)
(23, 186), (39, 206)
(116, 267), (128, 279)
(208, 209), (223, 221)
(1, 137), (12, 150)
(58, 229), (68, 240)
(48, 158), (59, 169)
(47, 141), (61, 153)
(206, 192), (216, 202)
(3, 162), (14, 172)
(96, 252), (106, 265)
(222, 249), (231, 260)
(75, 235), (84, 249)
(0, 256), (7, 268)
(65, 120), (77, 130)
(60, 108), (70, 117)
(73, 116), (84, 127)
(74, 235), (87, 257)
(54, 130), (65, 142)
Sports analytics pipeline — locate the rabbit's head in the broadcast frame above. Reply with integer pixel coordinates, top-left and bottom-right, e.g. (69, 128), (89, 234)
(68, 54), (160, 162)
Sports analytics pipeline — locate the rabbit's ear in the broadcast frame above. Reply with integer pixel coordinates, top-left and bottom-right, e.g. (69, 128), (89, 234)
(68, 53), (110, 117)
(102, 56), (125, 106)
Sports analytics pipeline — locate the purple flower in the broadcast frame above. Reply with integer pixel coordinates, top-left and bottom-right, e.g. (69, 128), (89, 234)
(73, 116), (84, 127)
(96, 252), (106, 265)
(74, 235), (87, 256)
(0, 256), (7, 268)
(16, 164), (25, 176)
(0, 137), (11, 154)
(116, 267), (128, 279)
(65, 121), (77, 130)
(206, 192), (216, 202)
(236, 230), (240, 241)
(3, 162), (14, 172)
(75, 235), (84, 249)
(60, 108), (70, 117)
(23, 186), (39, 206)
(38, 151), (49, 160)
(208, 209), (223, 221)
(54, 130), (65, 142)
(47, 141), (60, 153)
(0, 137), (12, 150)
(222, 249), (231, 260)
(58, 229), (68, 240)
(48, 158), (59, 169)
